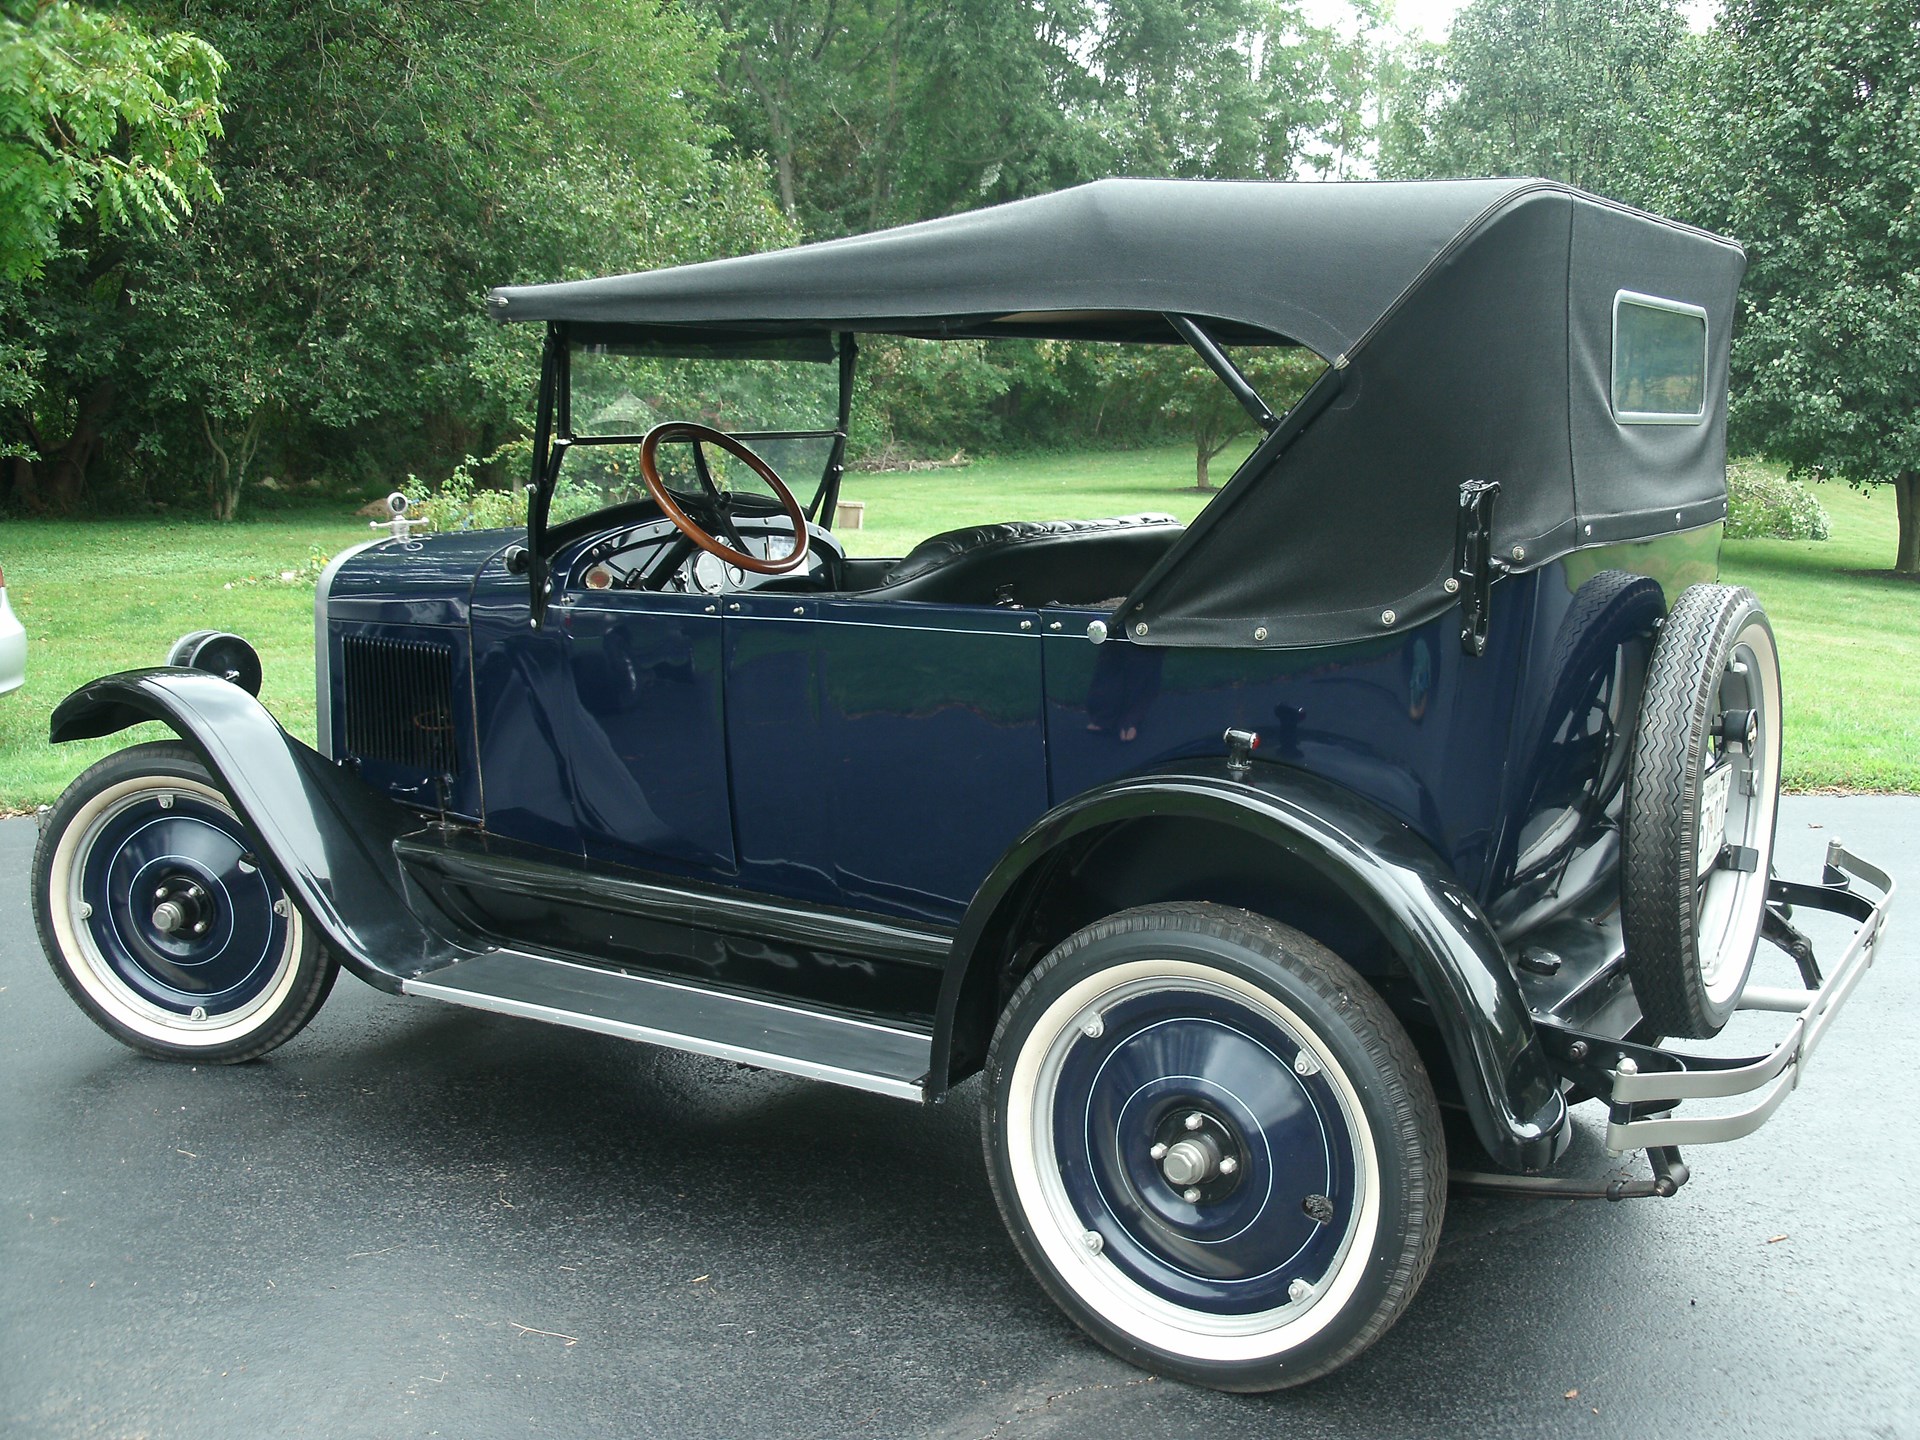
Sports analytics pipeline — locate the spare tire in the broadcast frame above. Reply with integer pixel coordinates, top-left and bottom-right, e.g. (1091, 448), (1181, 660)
(1622, 584), (1783, 1038)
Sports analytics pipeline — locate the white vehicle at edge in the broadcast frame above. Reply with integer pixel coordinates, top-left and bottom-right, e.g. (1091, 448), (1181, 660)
(0, 561), (24, 696)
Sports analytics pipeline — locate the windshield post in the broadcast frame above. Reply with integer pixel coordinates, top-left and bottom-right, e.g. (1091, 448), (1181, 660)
(810, 332), (859, 524)
(526, 323), (569, 627)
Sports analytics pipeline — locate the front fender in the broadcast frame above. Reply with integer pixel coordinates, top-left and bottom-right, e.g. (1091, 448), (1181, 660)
(51, 669), (479, 991)
(936, 762), (1570, 1172)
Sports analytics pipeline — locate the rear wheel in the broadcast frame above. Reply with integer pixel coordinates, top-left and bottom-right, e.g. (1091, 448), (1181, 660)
(981, 903), (1444, 1392)
(1623, 585), (1783, 1038)
(31, 741), (337, 1063)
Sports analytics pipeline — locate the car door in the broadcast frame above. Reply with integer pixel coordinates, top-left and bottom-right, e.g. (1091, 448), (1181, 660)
(721, 591), (1048, 926)
(556, 586), (737, 877)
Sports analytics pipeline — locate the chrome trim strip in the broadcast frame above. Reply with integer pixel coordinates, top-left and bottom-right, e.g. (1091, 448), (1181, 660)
(313, 539), (379, 753)
(403, 950), (928, 1101)
(1604, 843), (1893, 1149)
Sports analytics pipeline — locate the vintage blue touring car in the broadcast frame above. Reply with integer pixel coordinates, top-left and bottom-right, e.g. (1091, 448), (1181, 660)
(33, 179), (1892, 1391)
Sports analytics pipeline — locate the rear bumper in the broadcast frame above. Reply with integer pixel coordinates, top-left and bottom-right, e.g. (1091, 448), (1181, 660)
(1538, 841), (1894, 1152)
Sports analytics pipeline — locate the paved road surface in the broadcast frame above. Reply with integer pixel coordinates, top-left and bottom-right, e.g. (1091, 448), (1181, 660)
(2, 799), (1915, 1439)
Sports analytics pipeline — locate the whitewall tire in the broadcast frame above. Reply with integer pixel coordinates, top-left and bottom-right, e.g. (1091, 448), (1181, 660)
(31, 742), (337, 1063)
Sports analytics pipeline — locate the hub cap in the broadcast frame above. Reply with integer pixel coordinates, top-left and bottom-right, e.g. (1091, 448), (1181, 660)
(51, 776), (302, 1042)
(1051, 986), (1358, 1316)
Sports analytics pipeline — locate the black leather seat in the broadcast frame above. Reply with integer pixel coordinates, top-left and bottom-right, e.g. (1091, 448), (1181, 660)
(861, 514), (1184, 607)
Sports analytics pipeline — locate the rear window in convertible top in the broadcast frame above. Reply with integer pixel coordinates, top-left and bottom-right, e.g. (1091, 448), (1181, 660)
(1612, 291), (1707, 423)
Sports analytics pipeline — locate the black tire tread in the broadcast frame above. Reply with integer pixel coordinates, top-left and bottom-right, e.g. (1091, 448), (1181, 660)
(981, 901), (1445, 1392)
(1621, 584), (1772, 1038)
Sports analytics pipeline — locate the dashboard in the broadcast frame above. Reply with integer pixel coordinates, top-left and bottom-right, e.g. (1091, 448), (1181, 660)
(566, 513), (844, 596)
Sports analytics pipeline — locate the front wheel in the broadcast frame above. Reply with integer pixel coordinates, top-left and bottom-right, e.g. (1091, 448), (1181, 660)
(32, 741), (337, 1063)
(982, 903), (1444, 1392)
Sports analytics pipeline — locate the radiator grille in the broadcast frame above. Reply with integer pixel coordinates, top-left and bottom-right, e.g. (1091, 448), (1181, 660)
(340, 635), (459, 776)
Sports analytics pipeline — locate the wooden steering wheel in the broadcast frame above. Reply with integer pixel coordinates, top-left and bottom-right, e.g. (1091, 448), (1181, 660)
(638, 421), (810, 576)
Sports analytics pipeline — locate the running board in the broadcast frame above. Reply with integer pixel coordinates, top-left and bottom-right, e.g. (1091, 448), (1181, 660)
(402, 950), (931, 1101)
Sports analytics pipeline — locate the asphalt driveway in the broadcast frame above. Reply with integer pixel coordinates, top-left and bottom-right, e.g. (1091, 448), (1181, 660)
(2, 797), (1915, 1440)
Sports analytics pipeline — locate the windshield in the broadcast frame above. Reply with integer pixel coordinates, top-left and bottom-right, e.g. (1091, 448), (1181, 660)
(555, 337), (843, 523)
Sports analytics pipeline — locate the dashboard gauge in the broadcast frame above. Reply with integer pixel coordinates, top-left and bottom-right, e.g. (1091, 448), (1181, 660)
(689, 552), (746, 594)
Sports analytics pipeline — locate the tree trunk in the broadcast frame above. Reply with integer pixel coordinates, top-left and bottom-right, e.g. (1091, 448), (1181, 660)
(200, 405), (270, 522)
(1193, 418), (1235, 490)
(200, 407), (230, 518)
(6, 453), (38, 510)
(1895, 472), (1920, 576)
(736, 48), (798, 217)
(772, 134), (797, 218)
(41, 379), (116, 510)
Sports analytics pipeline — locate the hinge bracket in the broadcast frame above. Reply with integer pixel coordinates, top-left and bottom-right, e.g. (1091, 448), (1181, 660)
(1453, 478), (1501, 657)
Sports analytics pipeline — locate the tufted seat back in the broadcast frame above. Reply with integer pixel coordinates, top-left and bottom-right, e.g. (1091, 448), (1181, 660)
(865, 514), (1185, 608)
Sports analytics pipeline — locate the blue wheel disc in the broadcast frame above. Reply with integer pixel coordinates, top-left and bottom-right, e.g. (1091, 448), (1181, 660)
(76, 792), (291, 1018)
(1050, 983), (1360, 1316)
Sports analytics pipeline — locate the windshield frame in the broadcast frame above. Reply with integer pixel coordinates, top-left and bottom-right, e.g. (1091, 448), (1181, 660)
(524, 324), (858, 623)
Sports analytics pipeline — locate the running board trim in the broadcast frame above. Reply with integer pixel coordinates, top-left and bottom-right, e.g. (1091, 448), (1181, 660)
(402, 949), (930, 1101)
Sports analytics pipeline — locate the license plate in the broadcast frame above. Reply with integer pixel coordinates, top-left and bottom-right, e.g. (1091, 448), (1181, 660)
(1698, 762), (1735, 875)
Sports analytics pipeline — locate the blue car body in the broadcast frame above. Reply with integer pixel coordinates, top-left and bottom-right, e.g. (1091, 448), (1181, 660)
(45, 178), (1886, 1186)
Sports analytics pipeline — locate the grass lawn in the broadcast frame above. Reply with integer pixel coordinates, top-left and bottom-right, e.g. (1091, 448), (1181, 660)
(1, 442), (1911, 809)
(0, 511), (370, 811)
(1718, 481), (1920, 791)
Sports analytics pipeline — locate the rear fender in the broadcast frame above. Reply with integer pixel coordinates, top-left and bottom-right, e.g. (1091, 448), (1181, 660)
(50, 669), (478, 991)
(936, 763), (1570, 1172)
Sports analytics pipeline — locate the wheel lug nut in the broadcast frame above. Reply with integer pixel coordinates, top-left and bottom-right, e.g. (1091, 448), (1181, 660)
(1183, 1113), (1204, 1131)
(155, 887), (168, 900)
(1080, 1230), (1104, 1255)
(193, 921), (208, 935)
(1219, 1156), (1239, 1175)
(1149, 1142), (1169, 1160)
(1183, 1187), (1201, 1204)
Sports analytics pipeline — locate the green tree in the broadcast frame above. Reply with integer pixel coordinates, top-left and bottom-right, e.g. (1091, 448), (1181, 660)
(0, 1), (222, 284)
(1379, 0), (1692, 202)
(1087, 0), (1376, 181)
(706, 0), (1104, 237)
(1671, 0), (1920, 571)
(1108, 343), (1322, 489)
(0, 0), (223, 509)
(706, 0), (1378, 240)
(4, 0), (790, 517)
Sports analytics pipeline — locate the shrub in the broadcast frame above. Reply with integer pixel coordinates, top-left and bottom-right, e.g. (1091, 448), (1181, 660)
(1725, 458), (1830, 541)
(409, 440), (552, 532)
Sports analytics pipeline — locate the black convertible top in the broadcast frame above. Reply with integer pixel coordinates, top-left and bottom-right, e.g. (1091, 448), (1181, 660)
(495, 179), (1747, 649)
(496, 177), (1560, 358)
